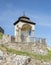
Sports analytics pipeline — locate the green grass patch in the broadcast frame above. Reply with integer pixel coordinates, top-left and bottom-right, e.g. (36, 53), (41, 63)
(0, 32), (3, 39)
(6, 48), (51, 61)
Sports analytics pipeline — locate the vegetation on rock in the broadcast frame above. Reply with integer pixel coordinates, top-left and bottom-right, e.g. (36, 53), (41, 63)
(0, 44), (51, 61)
(0, 32), (3, 39)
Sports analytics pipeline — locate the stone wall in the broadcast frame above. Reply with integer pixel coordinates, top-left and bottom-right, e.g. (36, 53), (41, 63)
(0, 34), (47, 45)
(0, 34), (47, 55)
(0, 34), (15, 43)
(4, 42), (47, 55)
(3, 35), (11, 43)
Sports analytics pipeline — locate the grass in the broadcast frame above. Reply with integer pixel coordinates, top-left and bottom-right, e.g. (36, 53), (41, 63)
(0, 32), (3, 39)
(0, 44), (51, 61)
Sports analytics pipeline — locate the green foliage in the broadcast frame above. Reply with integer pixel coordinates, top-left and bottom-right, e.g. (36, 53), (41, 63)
(0, 32), (3, 39)
(47, 50), (51, 60)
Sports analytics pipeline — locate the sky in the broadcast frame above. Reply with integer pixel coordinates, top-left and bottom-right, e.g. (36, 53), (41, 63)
(0, 0), (51, 46)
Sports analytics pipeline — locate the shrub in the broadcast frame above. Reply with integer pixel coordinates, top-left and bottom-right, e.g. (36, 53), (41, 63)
(0, 32), (3, 39)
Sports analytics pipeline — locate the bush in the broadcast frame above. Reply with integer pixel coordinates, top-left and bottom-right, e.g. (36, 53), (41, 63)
(0, 32), (3, 39)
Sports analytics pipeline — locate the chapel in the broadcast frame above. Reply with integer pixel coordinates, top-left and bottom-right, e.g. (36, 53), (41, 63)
(14, 15), (36, 42)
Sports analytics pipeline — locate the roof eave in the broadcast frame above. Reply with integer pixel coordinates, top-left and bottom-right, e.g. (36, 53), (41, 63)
(14, 20), (36, 25)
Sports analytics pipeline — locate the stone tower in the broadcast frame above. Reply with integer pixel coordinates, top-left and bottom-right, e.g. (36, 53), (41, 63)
(14, 15), (36, 42)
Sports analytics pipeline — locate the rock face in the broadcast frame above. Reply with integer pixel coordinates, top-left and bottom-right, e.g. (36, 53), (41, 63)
(2, 42), (47, 55)
(10, 54), (31, 65)
(0, 50), (51, 65)
(0, 50), (31, 65)
(0, 50), (4, 56)
(0, 50), (4, 63)
(28, 59), (51, 65)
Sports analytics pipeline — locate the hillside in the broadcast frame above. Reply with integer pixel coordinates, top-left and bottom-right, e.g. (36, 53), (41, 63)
(0, 44), (51, 65)
(0, 33), (51, 65)
(0, 44), (51, 61)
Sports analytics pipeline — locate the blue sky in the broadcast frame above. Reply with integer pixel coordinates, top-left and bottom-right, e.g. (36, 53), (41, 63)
(0, 0), (51, 46)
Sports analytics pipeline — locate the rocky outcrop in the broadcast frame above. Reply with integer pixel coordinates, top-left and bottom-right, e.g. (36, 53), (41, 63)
(0, 50), (31, 65)
(3, 42), (47, 55)
(28, 59), (51, 65)
(0, 34), (47, 55)
(0, 50), (51, 65)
